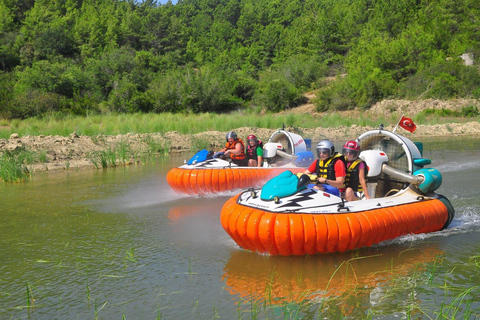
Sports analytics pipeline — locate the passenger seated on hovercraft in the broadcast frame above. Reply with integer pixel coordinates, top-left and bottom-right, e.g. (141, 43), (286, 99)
(304, 140), (346, 197)
(342, 140), (371, 201)
(215, 131), (248, 166)
(246, 134), (263, 167)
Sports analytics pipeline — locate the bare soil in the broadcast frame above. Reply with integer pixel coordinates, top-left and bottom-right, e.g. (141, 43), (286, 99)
(1, 98), (479, 173)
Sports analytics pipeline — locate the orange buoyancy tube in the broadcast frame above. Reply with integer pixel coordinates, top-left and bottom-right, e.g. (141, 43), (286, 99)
(220, 195), (449, 256)
(166, 167), (305, 195)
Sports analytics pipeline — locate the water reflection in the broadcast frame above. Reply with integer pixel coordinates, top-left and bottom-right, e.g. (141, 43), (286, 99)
(223, 243), (443, 312)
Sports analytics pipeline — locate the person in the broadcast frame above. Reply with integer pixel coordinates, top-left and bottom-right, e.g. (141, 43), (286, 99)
(246, 134), (263, 167)
(304, 140), (346, 197)
(216, 131), (247, 166)
(342, 140), (371, 201)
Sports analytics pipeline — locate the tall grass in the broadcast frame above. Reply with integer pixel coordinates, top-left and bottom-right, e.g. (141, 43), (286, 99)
(0, 150), (30, 182)
(0, 112), (396, 139)
(1, 110), (478, 139)
(90, 148), (117, 169)
(88, 138), (169, 169)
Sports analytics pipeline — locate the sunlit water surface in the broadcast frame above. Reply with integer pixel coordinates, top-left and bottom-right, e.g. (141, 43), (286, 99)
(1, 136), (480, 319)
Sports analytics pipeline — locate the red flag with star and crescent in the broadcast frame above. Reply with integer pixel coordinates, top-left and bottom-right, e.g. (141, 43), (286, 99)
(398, 116), (416, 133)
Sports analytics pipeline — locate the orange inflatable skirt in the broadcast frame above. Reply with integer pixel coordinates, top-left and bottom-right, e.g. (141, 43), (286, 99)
(220, 195), (450, 256)
(167, 167), (305, 195)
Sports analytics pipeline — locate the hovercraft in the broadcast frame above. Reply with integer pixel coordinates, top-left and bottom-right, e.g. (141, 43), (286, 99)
(167, 130), (315, 195)
(220, 127), (455, 256)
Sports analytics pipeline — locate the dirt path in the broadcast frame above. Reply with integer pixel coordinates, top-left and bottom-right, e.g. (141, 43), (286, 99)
(1, 98), (479, 173)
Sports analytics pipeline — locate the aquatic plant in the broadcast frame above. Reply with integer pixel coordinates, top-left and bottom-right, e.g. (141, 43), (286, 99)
(25, 282), (35, 309)
(116, 141), (131, 165)
(0, 150), (30, 182)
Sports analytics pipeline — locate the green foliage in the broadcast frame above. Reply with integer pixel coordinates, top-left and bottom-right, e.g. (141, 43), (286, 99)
(0, 0), (479, 118)
(147, 67), (245, 113)
(0, 150), (30, 182)
(315, 78), (356, 112)
(460, 105), (480, 117)
(417, 106), (479, 118)
(400, 60), (480, 99)
(253, 69), (306, 112)
(271, 54), (330, 90)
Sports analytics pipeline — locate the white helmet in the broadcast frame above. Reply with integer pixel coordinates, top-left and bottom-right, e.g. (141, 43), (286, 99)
(316, 140), (334, 158)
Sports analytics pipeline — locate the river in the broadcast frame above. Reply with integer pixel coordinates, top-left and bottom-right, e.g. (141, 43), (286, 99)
(1, 136), (480, 319)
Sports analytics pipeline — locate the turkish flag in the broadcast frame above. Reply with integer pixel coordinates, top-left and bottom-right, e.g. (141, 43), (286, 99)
(399, 116), (416, 133)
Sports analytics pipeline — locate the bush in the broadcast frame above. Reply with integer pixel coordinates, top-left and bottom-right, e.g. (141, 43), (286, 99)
(107, 78), (151, 113)
(146, 67), (244, 113)
(229, 70), (257, 101)
(459, 105), (479, 117)
(6, 89), (67, 119)
(400, 60), (480, 99)
(314, 78), (356, 112)
(271, 54), (330, 90)
(253, 69), (306, 112)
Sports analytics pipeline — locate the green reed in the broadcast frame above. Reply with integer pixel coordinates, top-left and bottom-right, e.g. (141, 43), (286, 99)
(142, 135), (170, 155)
(0, 150), (30, 182)
(116, 141), (130, 165)
(87, 137), (170, 169)
(25, 282), (35, 309)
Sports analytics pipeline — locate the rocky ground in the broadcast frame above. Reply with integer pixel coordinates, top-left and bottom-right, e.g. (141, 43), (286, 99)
(1, 98), (479, 173)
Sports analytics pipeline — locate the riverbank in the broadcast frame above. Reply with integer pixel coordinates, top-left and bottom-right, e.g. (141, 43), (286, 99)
(2, 120), (479, 174)
(1, 98), (480, 174)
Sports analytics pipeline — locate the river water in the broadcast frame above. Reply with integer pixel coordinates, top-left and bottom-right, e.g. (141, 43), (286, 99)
(1, 136), (480, 319)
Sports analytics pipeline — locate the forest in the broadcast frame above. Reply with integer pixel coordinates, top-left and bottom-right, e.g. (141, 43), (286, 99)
(1, 0), (480, 119)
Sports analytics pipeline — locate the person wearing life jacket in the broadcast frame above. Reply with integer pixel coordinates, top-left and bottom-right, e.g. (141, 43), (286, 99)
(304, 140), (346, 197)
(217, 131), (247, 166)
(342, 140), (371, 201)
(246, 134), (264, 167)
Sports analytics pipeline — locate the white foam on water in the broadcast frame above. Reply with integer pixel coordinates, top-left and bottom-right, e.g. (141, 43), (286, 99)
(373, 203), (480, 249)
(434, 160), (480, 173)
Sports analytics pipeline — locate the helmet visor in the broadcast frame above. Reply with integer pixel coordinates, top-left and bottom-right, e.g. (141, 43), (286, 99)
(342, 147), (358, 158)
(317, 148), (331, 158)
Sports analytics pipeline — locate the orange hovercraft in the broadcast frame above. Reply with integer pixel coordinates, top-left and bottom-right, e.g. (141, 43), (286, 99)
(167, 129), (314, 195)
(220, 127), (455, 256)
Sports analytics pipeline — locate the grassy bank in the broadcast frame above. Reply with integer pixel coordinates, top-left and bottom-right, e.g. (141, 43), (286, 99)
(1, 109), (479, 139)
(0, 112), (377, 138)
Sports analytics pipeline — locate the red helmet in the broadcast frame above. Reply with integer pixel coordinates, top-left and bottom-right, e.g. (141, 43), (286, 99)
(247, 134), (257, 143)
(342, 140), (360, 158)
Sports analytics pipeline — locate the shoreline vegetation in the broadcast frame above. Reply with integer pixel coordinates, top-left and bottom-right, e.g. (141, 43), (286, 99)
(1, 98), (480, 182)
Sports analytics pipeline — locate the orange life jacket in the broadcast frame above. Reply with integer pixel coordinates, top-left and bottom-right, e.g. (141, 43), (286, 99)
(225, 139), (246, 160)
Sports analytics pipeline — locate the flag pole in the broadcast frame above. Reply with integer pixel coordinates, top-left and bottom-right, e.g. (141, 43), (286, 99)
(392, 114), (404, 133)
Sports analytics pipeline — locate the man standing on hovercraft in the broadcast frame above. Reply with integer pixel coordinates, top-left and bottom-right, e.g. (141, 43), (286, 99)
(216, 131), (247, 166)
(304, 140), (346, 197)
(246, 134), (263, 167)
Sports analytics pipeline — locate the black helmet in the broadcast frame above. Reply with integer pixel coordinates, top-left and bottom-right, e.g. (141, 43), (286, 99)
(226, 131), (237, 141)
(316, 140), (335, 158)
